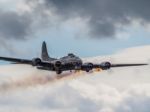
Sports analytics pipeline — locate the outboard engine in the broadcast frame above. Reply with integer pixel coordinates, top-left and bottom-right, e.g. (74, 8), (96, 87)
(32, 58), (41, 66)
(100, 62), (111, 70)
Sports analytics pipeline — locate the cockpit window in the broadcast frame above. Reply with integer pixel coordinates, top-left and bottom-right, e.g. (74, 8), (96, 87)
(68, 53), (75, 57)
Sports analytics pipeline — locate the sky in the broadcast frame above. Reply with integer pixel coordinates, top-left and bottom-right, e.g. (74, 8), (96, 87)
(0, 0), (150, 59)
(0, 1), (150, 112)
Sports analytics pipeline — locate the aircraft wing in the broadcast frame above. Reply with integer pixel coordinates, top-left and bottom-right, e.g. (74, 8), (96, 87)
(0, 56), (55, 70)
(110, 63), (148, 67)
(98, 62), (148, 70)
(0, 56), (32, 64)
(81, 62), (148, 71)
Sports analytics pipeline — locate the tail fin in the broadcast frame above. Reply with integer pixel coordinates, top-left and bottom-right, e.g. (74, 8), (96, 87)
(41, 41), (50, 61)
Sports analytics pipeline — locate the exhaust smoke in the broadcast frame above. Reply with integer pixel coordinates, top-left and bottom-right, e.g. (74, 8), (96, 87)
(0, 65), (88, 92)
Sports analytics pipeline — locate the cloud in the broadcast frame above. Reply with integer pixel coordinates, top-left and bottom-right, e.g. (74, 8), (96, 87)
(0, 45), (149, 112)
(0, 0), (150, 41)
(115, 84), (150, 112)
(1, 79), (150, 112)
(25, 0), (150, 38)
(0, 10), (32, 40)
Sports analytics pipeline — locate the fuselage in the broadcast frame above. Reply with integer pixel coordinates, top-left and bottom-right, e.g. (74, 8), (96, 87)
(45, 53), (83, 71)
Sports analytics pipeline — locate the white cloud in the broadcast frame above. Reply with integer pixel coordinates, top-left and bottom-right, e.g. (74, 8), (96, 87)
(0, 45), (150, 112)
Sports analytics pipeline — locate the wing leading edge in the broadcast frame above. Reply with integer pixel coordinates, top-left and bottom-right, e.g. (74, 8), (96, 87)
(110, 63), (148, 67)
(0, 56), (32, 64)
(81, 62), (148, 72)
(0, 56), (54, 70)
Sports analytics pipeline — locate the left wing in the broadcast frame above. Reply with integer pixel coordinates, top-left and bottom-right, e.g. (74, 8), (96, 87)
(110, 63), (148, 67)
(81, 62), (148, 71)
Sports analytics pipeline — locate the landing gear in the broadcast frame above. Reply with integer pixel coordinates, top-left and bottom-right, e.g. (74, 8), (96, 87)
(86, 69), (90, 72)
(56, 69), (62, 74)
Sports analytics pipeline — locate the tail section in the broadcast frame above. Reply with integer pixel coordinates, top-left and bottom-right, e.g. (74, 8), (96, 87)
(41, 41), (56, 61)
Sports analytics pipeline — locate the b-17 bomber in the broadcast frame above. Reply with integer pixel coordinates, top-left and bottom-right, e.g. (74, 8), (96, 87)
(0, 42), (148, 74)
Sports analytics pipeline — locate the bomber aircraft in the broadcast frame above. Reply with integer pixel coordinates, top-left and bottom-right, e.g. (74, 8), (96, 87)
(0, 41), (148, 74)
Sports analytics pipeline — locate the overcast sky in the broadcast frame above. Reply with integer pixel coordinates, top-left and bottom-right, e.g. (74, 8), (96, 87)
(0, 1), (150, 112)
(0, 0), (150, 58)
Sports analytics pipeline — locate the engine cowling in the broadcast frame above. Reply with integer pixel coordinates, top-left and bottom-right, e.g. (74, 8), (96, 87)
(100, 62), (111, 70)
(55, 61), (62, 68)
(32, 58), (41, 66)
(82, 63), (94, 72)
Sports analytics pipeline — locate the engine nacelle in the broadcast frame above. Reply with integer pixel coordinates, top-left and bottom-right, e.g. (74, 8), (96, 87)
(100, 62), (111, 70)
(32, 58), (41, 66)
(82, 63), (94, 72)
(55, 61), (62, 68)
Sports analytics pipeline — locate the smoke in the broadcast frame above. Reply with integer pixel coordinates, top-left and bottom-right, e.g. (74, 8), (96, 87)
(0, 67), (87, 92)
(0, 73), (54, 92)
